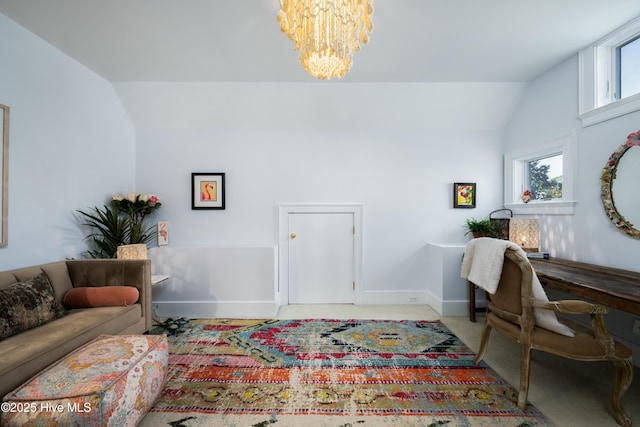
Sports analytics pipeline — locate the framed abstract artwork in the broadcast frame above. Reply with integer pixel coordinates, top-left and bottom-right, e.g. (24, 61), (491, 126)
(192, 172), (225, 210)
(453, 182), (476, 208)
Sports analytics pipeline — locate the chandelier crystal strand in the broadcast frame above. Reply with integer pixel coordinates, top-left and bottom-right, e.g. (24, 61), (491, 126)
(278, 0), (374, 80)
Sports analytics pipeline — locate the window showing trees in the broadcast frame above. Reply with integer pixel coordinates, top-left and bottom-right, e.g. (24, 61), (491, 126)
(504, 133), (575, 215)
(525, 154), (562, 201)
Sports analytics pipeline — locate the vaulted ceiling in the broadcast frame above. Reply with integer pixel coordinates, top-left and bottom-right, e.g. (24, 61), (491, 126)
(2, 0), (640, 83)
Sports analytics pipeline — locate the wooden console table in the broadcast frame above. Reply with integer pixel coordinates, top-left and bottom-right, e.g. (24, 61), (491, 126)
(469, 257), (640, 322)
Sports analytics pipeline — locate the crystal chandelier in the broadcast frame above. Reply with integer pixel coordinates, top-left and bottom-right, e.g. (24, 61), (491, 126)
(277, 0), (374, 80)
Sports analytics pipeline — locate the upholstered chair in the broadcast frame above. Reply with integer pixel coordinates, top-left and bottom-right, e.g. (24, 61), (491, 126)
(472, 248), (634, 427)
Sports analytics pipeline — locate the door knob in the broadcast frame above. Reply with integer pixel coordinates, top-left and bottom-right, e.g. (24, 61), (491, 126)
(290, 233), (296, 239)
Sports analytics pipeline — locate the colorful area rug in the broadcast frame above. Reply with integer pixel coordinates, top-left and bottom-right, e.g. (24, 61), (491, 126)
(141, 319), (552, 426)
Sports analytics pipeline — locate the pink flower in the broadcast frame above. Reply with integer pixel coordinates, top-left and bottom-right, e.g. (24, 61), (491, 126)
(148, 195), (159, 206)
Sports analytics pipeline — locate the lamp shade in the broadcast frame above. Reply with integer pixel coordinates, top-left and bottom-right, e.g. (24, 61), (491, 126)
(116, 244), (147, 260)
(508, 219), (539, 252)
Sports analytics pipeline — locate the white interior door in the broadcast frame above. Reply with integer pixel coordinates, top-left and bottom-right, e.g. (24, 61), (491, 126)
(288, 213), (354, 304)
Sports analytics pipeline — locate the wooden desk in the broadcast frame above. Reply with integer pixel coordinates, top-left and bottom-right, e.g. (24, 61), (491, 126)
(469, 257), (640, 321)
(529, 258), (640, 315)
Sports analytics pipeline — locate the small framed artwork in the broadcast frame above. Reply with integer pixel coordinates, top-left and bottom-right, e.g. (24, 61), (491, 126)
(453, 182), (476, 208)
(157, 221), (169, 246)
(192, 172), (225, 210)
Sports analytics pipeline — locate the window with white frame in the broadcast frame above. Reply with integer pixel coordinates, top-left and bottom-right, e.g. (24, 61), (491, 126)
(525, 153), (563, 201)
(579, 15), (640, 127)
(617, 35), (640, 100)
(504, 133), (576, 215)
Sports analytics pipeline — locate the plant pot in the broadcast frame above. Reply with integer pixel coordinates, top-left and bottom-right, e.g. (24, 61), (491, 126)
(472, 232), (491, 238)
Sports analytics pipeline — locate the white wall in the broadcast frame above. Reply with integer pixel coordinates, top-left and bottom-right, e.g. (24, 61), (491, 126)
(149, 246), (278, 318)
(505, 54), (640, 363)
(114, 82), (525, 131)
(505, 54), (640, 271)
(112, 67), (526, 317)
(135, 125), (505, 310)
(0, 13), (136, 269)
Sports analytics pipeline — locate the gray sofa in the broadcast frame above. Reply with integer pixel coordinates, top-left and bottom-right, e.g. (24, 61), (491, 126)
(0, 259), (152, 397)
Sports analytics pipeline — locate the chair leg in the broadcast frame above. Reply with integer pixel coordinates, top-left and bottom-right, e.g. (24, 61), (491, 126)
(517, 345), (532, 410)
(473, 323), (492, 364)
(610, 358), (633, 427)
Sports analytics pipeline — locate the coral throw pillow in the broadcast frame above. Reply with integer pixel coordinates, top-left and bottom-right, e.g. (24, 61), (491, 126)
(63, 286), (139, 308)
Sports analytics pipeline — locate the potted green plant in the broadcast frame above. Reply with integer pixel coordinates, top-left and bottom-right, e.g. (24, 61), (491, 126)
(464, 217), (495, 238)
(76, 192), (162, 258)
(76, 205), (130, 258)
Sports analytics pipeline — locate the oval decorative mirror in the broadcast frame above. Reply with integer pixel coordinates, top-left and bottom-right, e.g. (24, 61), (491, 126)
(601, 130), (640, 238)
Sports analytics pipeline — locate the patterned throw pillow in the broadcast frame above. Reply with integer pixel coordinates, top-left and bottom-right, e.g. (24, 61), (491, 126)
(0, 273), (67, 340)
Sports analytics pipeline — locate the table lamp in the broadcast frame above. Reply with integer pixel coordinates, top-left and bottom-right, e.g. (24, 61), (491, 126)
(508, 219), (540, 252)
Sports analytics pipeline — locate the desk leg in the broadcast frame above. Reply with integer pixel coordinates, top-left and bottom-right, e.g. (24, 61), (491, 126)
(469, 281), (476, 322)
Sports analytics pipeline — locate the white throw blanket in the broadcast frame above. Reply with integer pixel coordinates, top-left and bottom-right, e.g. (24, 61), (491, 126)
(461, 237), (574, 337)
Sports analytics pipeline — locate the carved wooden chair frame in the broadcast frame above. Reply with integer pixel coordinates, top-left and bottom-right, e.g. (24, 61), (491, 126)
(473, 248), (634, 427)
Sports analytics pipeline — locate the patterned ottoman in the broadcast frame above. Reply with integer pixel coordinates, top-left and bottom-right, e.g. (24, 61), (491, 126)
(1, 334), (168, 427)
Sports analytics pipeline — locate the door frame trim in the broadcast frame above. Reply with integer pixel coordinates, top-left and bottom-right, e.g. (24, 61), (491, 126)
(278, 203), (363, 306)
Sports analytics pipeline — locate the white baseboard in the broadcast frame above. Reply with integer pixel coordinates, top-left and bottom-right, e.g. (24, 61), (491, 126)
(423, 290), (485, 317)
(153, 301), (279, 319)
(362, 290), (480, 317)
(153, 293), (484, 319)
(362, 290), (432, 305)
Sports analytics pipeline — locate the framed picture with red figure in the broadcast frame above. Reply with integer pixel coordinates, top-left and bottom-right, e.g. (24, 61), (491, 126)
(192, 172), (225, 210)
